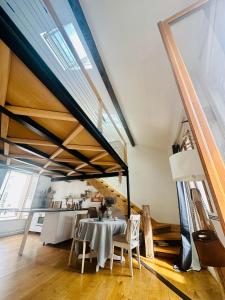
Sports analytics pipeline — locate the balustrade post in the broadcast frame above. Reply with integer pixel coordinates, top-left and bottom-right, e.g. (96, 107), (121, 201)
(97, 101), (103, 133)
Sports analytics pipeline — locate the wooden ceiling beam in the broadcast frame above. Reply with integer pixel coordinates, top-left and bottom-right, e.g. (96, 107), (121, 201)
(105, 165), (122, 173)
(92, 161), (118, 166)
(0, 41), (11, 105)
(0, 41), (11, 166)
(62, 125), (84, 145)
(40, 124), (83, 173)
(67, 144), (106, 152)
(90, 152), (108, 163)
(73, 151), (108, 172)
(41, 124), (96, 175)
(1, 114), (10, 164)
(5, 105), (77, 122)
(1, 113), (9, 138)
(67, 171), (76, 176)
(75, 163), (87, 171)
(8, 137), (57, 147)
(54, 158), (81, 164)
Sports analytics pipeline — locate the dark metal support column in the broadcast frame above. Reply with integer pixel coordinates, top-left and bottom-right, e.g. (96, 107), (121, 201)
(126, 171), (131, 218)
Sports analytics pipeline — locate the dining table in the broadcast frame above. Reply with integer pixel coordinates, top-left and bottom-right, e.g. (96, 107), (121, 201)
(77, 218), (127, 271)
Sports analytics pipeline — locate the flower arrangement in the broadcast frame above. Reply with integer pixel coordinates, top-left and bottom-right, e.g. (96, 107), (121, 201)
(99, 202), (107, 214)
(104, 197), (116, 207)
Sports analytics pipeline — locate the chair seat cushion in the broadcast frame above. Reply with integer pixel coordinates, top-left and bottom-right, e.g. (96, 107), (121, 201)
(113, 233), (127, 243)
(113, 234), (139, 248)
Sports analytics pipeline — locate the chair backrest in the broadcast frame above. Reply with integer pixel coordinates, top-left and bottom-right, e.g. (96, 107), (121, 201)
(88, 207), (98, 218)
(127, 214), (141, 243)
(72, 212), (88, 237)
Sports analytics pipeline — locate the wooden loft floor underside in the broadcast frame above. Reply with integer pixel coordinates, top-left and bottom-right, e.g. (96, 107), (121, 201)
(0, 40), (126, 180)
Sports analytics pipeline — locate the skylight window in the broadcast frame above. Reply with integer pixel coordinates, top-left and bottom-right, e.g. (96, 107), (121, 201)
(41, 23), (92, 71)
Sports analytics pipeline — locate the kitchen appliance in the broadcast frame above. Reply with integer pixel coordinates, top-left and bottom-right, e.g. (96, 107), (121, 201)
(29, 212), (45, 233)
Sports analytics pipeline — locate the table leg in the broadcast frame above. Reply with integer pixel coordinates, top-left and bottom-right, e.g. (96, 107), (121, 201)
(18, 212), (33, 256)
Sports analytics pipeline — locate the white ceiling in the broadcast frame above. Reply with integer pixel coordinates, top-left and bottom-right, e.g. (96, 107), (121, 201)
(80, 0), (197, 150)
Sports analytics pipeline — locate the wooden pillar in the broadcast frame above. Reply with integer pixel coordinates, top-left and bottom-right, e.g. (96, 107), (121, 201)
(126, 171), (131, 219)
(142, 205), (154, 259)
(97, 101), (103, 133)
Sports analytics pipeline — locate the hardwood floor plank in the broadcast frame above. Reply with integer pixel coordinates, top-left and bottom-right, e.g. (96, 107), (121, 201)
(0, 234), (223, 300)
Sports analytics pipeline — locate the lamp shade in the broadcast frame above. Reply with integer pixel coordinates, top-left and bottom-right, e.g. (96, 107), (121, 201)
(169, 149), (205, 182)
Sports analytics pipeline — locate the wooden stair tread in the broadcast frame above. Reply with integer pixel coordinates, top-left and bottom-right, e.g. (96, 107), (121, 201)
(152, 223), (171, 230)
(153, 232), (181, 241)
(154, 246), (180, 255)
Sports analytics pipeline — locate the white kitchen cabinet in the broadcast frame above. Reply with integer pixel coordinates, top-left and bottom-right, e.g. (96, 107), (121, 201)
(40, 210), (87, 244)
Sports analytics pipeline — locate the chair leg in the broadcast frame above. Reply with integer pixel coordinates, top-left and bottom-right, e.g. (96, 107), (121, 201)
(121, 248), (123, 263)
(90, 250), (92, 263)
(128, 248), (133, 277)
(136, 246), (141, 269)
(110, 245), (114, 270)
(68, 238), (75, 266)
(81, 241), (86, 274)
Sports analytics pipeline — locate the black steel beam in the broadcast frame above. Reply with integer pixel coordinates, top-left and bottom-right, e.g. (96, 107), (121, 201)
(0, 137), (83, 176)
(69, 0), (135, 147)
(0, 8), (128, 171)
(51, 170), (127, 182)
(12, 158), (67, 176)
(0, 162), (40, 175)
(0, 149), (44, 170)
(0, 105), (104, 174)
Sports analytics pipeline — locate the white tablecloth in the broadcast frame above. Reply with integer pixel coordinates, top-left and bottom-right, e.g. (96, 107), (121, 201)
(77, 218), (127, 268)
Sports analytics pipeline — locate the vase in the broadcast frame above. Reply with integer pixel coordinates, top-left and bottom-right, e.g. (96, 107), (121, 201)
(107, 207), (112, 219)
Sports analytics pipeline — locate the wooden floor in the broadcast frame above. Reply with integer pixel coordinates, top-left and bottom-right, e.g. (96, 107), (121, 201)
(0, 234), (223, 300)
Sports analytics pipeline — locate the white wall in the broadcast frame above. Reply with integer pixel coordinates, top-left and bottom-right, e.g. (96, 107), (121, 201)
(106, 145), (180, 224)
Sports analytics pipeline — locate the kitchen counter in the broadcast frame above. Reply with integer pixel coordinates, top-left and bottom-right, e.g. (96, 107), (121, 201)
(0, 208), (87, 213)
(41, 210), (88, 245)
(0, 208), (88, 256)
